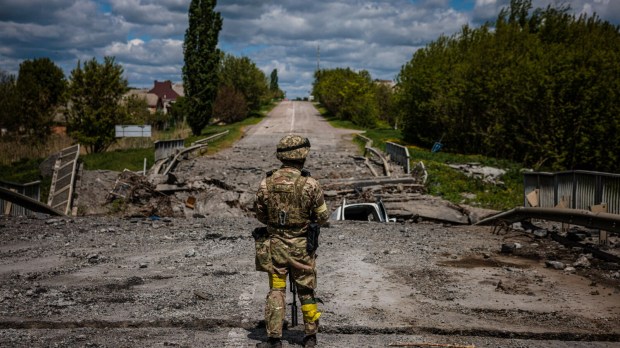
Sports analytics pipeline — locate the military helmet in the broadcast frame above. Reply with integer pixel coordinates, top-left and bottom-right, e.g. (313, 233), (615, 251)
(276, 134), (311, 162)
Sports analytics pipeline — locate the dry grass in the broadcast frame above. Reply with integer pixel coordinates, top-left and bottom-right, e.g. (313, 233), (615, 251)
(0, 123), (194, 165)
(0, 134), (74, 165)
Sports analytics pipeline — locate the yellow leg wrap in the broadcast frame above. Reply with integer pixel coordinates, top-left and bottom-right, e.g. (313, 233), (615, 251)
(269, 273), (287, 289)
(301, 303), (321, 323)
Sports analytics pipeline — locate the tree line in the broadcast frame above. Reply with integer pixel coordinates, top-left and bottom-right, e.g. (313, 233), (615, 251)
(0, 0), (282, 154)
(312, 68), (396, 128)
(313, 0), (620, 173)
(0, 54), (278, 154)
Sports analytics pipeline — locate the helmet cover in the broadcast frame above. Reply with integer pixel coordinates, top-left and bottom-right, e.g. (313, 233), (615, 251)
(276, 134), (311, 162)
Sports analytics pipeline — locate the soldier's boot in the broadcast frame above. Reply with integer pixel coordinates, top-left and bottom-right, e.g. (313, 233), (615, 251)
(256, 337), (282, 348)
(303, 334), (317, 348)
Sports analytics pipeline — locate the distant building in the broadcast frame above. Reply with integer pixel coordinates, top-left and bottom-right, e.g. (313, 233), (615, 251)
(123, 88), (163, 114)
(148, 80), (184, 113)
(172, 83), (185, 98)
(374, 79), (396, 89)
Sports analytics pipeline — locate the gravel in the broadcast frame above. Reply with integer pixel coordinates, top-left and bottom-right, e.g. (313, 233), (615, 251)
(1, 102), (618, 347)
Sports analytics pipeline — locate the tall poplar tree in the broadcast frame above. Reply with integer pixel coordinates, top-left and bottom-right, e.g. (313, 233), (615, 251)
(183, 0), (223, 136)
(270, 69), (279, 93)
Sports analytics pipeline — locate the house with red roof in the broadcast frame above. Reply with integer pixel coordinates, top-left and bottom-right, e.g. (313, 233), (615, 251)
(148, 80), (184, 113)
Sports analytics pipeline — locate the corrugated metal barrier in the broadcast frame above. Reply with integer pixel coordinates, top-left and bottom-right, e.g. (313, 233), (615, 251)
(154, 139), (185, 161)
(0, 180), (41, 216)
(47, 144), (80, 215)
(523, 170), (620, 215)
(385, 142), (410, 174)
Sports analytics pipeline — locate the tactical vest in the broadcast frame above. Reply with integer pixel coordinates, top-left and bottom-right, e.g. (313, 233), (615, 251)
(266, 169), (309, 229)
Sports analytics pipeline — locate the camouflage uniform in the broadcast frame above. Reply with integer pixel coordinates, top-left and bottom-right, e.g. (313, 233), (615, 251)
(254, 135), (329, 345)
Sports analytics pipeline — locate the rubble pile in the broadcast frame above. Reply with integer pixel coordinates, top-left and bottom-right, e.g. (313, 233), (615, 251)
(498, 222), (620, 285)
(104, 171), (175, 218)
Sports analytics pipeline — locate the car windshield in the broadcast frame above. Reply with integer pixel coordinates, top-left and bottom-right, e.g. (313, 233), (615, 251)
(343, 204), (381, 221)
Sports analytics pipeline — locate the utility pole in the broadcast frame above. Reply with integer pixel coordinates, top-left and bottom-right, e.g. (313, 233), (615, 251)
(317, 45), (320, 71)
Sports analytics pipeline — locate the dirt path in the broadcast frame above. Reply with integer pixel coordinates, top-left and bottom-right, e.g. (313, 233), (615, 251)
(1, 102), (619, 347)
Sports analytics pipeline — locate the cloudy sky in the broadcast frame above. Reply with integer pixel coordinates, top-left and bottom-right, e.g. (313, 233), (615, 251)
(1, 0), (619, 98)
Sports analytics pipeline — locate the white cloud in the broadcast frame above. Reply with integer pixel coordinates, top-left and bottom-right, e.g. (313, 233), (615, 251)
(99, 38), (183, 66)
(475, 0), (497, 6)
(1, 0), (618, 97)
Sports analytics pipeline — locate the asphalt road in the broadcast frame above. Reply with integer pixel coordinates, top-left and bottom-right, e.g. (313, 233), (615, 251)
(1, 101), (619, 347)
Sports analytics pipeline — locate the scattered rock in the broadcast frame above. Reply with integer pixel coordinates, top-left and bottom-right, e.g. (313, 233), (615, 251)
(545, 260), (566, 270)
(501, 243), (521, 254)
(573, 255), (591, 268)
(194, 290), (211, 300)
(533, 229), (548, 238)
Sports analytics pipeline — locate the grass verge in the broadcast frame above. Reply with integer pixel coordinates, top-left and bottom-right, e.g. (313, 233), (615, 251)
(83, 102), (275, 171)
(0, 158), (52, 203)
(81, 147), (155, 172)
(2, 102), (275, 176)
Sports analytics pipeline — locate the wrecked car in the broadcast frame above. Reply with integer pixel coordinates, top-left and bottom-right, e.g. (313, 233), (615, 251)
(330, 198), (396, 222)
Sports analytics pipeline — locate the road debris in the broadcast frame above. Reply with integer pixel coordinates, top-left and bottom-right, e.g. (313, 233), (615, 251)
(389, 342), (475, 348)
(447, 163), (506, 185)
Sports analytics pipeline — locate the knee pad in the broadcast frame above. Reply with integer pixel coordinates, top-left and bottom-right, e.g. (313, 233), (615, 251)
(301, 302), (321, 323)
(269, 273), (287, 290)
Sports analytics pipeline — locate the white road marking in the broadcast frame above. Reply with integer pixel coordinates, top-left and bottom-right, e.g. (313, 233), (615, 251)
(290, 103), (296, 132)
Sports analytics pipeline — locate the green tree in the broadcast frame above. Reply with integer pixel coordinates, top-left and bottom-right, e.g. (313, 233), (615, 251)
(65, 57), (129, 154)
(213, 85), (248, 123)
(183, 0), (223, 135)
(269, 68), (284, 99)
(15, 58), (66, 143)
(396, 0), (620, 172)
(123, 94), (151, 125)
(270, 69), (279, 92)
(219, 54), (269, 114)
(0, 70), (18, 133)
(313, 68), (378, 127)
(374, 81), (396, 127)
(168, 96), (187, 127)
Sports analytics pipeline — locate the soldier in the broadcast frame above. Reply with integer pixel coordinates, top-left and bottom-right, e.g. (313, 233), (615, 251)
(254, 134), (330, 348)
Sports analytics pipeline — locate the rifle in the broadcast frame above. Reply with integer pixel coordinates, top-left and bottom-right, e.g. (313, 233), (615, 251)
(289, 271), (298, 327)
(307, 222), (320, 254)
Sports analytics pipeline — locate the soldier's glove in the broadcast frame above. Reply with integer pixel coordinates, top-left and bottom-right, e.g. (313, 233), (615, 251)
(252, 226), (268, 241)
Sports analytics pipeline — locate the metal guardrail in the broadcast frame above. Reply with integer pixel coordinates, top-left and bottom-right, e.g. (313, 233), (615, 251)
(47, 144), (80, 215)
(162, 143), (208, 175)
(154, 139), (185, 161)
(523, 170), (620, 215)
(477, 207), (620, 234)
(191, 130), (230, 146)
(0, 180), (41, 216)
(356, 134), (372, 147)
(385, 142), (410, 174)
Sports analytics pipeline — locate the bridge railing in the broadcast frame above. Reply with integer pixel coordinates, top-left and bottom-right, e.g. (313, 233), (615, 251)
(385, 142), (410, 174)
(523, 170), (620, 215)
(0, 180), (41, 216)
